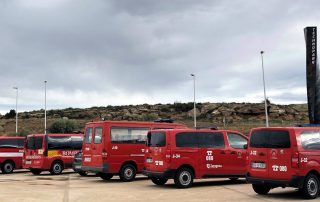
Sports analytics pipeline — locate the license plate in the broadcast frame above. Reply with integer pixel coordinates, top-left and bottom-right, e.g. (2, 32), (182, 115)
(84, 157), (91, 162)
(251, 162), (266, 169)
(75, 165), (81, 169)
(26, 161), (31, 165)
(146, 158), (153, 163)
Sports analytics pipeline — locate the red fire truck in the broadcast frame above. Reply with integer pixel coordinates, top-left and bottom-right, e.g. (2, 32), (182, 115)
(23, 133), (83, 175)
(0, 137), (25, 174)
(81, 120), (186, 181)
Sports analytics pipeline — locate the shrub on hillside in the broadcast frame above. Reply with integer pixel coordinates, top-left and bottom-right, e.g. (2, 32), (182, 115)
(48, 119), (77, 133)
(4, 109), (16, 119)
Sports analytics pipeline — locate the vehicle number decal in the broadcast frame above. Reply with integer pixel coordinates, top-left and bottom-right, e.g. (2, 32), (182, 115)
(272, 165), (287, 172)
(250, 150), (257, 156)
(155, 160), (164, 166)
(206, 151), (214, 161)
(172, 154), (181, 159)
(112, 146), (118, 150)
(301, 157), (308, 163)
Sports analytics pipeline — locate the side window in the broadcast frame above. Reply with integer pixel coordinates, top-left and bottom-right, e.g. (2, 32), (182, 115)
(85, 128), (93, 144)
(176, 132), (198, 148)
(198, 132), (225, 148)
(48, 136), (72, 150)
(111, 127), (149, 144)
(94, 127), (103, 144)
(71, 136), (83, 149)
(301, 130), (320, 150)
(227, 133), (248, 149)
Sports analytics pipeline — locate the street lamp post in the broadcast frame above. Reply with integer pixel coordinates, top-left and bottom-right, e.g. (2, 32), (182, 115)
(13, 87), (18, 133)
(190, 74), (196, 128)
(44, 81), (47, 134)
(260, 51), (269, 127)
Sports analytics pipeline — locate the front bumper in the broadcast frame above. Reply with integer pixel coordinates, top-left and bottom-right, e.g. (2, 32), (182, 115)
(246, 173), (305, 188)
(142, 169), (176, 179)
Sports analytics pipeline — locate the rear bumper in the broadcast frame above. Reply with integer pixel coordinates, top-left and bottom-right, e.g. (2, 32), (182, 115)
(142, 169), (176, 179)
(246, 173), (305, 188)
(82, 163), (109, 173)
(72, 162), (83, 172)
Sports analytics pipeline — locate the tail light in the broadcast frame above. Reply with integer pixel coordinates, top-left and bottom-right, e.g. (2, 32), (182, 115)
(165, 149), (171, 163)
(291, 152), (299, 168)
(102, 149), (108, 160)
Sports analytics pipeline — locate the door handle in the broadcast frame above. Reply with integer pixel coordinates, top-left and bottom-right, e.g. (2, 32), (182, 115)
(230, 151), (237, 155)
(259, 152), (265, 156)
(220, 151), (226, 154)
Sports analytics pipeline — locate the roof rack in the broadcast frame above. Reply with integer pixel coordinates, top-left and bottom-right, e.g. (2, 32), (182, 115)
(154, 118), (175, 123)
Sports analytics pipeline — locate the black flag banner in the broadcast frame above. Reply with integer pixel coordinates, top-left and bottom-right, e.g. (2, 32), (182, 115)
(304, 27), (320, 124)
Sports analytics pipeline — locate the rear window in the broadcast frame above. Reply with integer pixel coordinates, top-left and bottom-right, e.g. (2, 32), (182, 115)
(27, 136), (43, 150)
(301, 130), (320, 150)
(147, 132), (166, 147)
(176, 132), (225, 148)
(250, 130), (290, 148)
(85, 127), (93, 144)
(0, 138), (24, 148)
(94, 127), (103, 144)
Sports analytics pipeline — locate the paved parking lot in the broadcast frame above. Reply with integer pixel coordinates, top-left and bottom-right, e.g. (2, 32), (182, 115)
(0, 170), (315, 202)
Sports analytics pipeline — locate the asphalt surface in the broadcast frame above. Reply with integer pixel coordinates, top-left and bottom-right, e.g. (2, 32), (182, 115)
(0, 170), (315, 202)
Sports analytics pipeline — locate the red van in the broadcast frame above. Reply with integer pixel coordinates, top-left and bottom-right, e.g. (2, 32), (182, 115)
(143, 129), (248, 188)
(23, 133), (83, 175)
(0, 137), (25, 173)
(246, 127), (320, 199)
(81, 120), (186, 181)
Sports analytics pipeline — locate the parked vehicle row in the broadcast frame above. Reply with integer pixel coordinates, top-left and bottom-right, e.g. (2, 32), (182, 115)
(1, 121), (320, 199)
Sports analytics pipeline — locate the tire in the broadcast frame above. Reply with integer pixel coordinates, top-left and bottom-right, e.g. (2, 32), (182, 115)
(1, 161), (14, 174)
(50, 161), (63, 175)
(119, 164), (136, 182)
(77, 171), (88, 177)
(151, 177), (168, 185)
(302, 174), (320, 199)
(30, 169), (42, 175)
(252, 184), (271, 195)
(99, 173), (114, 180)
(174, 167), (194, 188)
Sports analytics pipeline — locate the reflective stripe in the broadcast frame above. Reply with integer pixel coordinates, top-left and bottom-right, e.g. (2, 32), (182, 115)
(0, 152), (23, 157)
(130, 154), (144, 157)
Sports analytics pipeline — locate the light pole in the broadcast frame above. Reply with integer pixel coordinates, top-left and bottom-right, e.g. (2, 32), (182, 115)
(190, 74), (196, 128)
(13, 87), (18, 133)
(260, 51), (269, 127)
(44, 81), (47, 134)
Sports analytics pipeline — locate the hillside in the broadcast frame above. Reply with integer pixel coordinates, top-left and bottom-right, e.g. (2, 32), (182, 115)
(0, 102), (309, 135)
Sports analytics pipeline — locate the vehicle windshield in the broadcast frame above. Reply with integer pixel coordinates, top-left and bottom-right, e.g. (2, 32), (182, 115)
(250, 130), (290, 148)
(147, 132), (166, 147)
(26, 136), (44, 150)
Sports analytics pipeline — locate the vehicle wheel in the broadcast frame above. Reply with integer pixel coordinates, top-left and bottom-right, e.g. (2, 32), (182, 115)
(174, 167), (194, 188)
(30, 169), (42, 175)
(151, 177), (168, 185)
(1, 161), (14, 174)
(302, 174), (319, 199)
(100, 173), (114, 180)
(77, 171), (88, 177)
(50, 161), (63, 175)
(119, 164), (136, 182)
(252, 184), (271, 195)
(229, 177), (239, 182)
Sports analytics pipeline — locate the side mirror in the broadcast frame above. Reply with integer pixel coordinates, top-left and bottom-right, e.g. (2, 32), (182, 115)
(243, 144), (248, 149)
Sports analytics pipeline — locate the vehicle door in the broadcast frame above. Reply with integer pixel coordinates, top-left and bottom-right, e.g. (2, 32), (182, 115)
(82, 127), (93, 166)
(198, 132), (226, 176)
(91, 127), (103, 168)
(225, 132), (248, 174)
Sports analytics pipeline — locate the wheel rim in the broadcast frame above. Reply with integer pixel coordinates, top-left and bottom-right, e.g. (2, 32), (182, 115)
(53, 164), (62, 173)
(4, 163), (13, 172)
(124, 168), (133, 179)
(179, 171), (191, 186)
(307, 178), (318, 196)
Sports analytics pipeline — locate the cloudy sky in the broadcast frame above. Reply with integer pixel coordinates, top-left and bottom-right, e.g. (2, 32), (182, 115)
(0, 0), (319, 115)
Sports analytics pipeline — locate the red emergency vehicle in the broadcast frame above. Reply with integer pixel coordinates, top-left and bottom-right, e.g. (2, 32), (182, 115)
(143, 129), (248, 188)
(246, 127), (320, 199)
(23, 133), (83, 175)
(0, 137), (25, 174)
(81, 120), (186, 181)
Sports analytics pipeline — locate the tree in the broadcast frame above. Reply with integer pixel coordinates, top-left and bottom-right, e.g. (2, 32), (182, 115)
(48, 119), (77, 133)
(4, 109), (16, 119)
